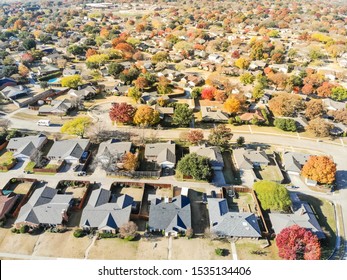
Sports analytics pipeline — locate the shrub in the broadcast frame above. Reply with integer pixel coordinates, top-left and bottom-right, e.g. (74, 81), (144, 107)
(73, 229), (87, 238)
(215, 248), (225, 256)
(20, 225), (29, 234)
(98, 232), (118, 239)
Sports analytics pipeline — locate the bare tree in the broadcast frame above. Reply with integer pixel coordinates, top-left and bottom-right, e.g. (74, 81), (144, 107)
(119, 221), (138, 240)
(0, 119), (11, 133)
(71, 96), (83, 110)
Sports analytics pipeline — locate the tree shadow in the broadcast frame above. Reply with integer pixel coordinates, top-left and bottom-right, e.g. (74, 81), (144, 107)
(335, 170), (347, 190)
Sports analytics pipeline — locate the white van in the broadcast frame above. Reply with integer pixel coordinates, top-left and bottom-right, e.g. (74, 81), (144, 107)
(37, 120), (50, 126)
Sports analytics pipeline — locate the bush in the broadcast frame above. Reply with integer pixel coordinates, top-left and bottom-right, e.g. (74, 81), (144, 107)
(20, 225), (29, 234)
(73, 228), (87, 238)
(215, 248), (225, 256)
(274, 118), (297, 132)
(98, 232), (118, 239)
(11, 227), (19, 233)
(0, 219), (5, 228)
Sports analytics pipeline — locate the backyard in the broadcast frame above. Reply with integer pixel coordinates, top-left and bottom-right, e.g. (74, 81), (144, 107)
(0, 151), (16, 169)
(228, 192), (256, 213)
(235, 239), (280, 260)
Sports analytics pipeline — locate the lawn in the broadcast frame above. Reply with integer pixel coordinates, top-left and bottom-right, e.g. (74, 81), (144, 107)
(235, 239), (280, 260)
(297, 194), (336, 260)
(259, 165), (283, 182)
(0, 151), (15, 167)
(24, 161), (36, 173)
(222, 151), (236, 184)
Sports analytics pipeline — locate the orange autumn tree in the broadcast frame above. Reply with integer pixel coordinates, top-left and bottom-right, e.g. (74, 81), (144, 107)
(301, 156), (337, 185)
(223, 96), (241, 115)
(86, 48), (97, 58)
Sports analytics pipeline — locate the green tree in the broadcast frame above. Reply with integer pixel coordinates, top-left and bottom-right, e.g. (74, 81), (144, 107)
(177, 153), (212, 181)
(172, 104), (194, 127)
(67, 44), (85, 56)
(274, 118), (297, 132)
(253, 180), (291, 211)
(190, 87), (202, 99)
(208, 124), (233, 151)
(60, 116), (92, 138)
(127, 87), (142, 103)
(331, 87), (347, 101)
(22, 38), (36, 50)
(151, 51), (169, 64)
(240, 72), (255, 85)
(60, 75), (82, 89)
(236, 136), (245, 147)
(252, 83), (265, 99)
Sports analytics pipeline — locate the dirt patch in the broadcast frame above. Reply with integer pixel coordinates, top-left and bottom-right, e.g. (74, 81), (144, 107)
(136, 237), (169, 260)
(32, 231), (90, 258)
(156, 187), (173, 198)
(66, 186), (87, 199)
(171, 238), (231, 260)
(235, 239), (280, 260)
(11, 182), (32, 195)
(0, 229), (39, 255)
(88, 238), (139, 260)
(120, 186), (144, 202)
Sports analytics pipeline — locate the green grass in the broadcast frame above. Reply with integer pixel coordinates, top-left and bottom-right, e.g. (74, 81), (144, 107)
(222, 151), (236, 184)
(259, 166), (283, 182)
(24, 161), (36, 172)
(0, 152), (15, 166)
(297, 194), (336, 260)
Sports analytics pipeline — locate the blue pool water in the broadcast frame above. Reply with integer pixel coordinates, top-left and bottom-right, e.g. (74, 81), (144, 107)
(48, 77), (60, 83)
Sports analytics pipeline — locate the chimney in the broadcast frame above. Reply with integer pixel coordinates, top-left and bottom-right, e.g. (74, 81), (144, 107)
(256, 146), (261, 152)
(61, 209), (68, 221)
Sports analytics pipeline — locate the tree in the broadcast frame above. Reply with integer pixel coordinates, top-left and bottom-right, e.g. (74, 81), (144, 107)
(234, 57), (250, 70)
(301, 156), (336, 184)
(151, 51), (169, 64)
(307, 118), (333, 137)
(18, 64), (29, 77)
(134, 76), (148, 92)
(268, 93), (305, 117)
(201, 87), (216, 100)
(331, 87), (347, 101)
(176, 153), (212, 181)
(119, 221), (138, 241)
(122, 152), (138, 171)
(276, 225), (321, 260)
(67, 44), (85, 56)
(301, 83), (314, 95)
(127, 87), (142, 103)
(60, 116), (92, 138)
(253, 180), (291, 211)
(157, 76), (173, 95)
(305, 99), (324, 120)
(22, 38), (36, 50)
(240, 72), (255, 85)
(108, 63), (124, 78)
(109, 103), (135, 124)
(115, 42), (135, 59)
(119, 67), (140, 85)
(60, 75), (82, 89)
(223, 97), (241, 115)
(186, 130), (204, 145)
(331, 109), (347, 125)
(86, 54), (109, 69)
(86, 48), (97, 58)
(39, 81), (49, 90)
(236, 136), (245, 147)
(208, 124), (233, 151)
(252, 83), (265, 99)
(316, 82), (334, 98)
(172, 104), (194, 127)
(133, 105), (160, 126)
(21, 53), (34, 64)
(274, 118), (297, 132)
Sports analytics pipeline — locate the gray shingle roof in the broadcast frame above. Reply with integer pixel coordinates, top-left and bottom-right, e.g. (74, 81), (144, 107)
(149, 195), (191, 234)
(38, 99), (72, 114)
(282, 151), (310, 173)
(189, 145), (224, 168)
(47, 139), (89, 160)
(269, 193), (325, 239)
(145, 141), (176, 164)
(233, 148), (269, 170)
(207, 198), (261, 238)
(96, 139), (132, 160)
(15, 186), (73, 226)
(7, 134), (47, 158)
(80, 188), (133, 231)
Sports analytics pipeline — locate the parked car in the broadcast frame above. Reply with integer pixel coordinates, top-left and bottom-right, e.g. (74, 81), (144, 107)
(77, 171), (87, 176)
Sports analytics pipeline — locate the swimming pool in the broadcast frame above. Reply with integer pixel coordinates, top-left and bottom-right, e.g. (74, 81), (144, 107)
(48, 77), (60, 83)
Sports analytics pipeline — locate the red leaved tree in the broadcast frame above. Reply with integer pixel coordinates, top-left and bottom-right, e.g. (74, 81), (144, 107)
(86, 48), (97, 58)
(276, 225), (321, 260)
(186, 130), (204, 145)
(201, 87), (216, 100)
(109, 103), (135, 124)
